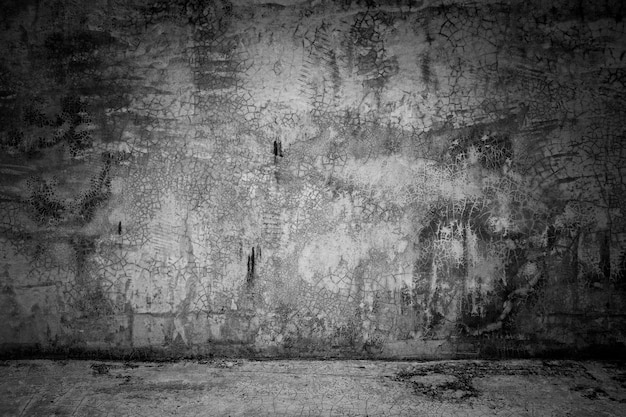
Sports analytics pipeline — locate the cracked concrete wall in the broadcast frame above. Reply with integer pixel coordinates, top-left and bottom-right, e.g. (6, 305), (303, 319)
(0, 0), (625, 359)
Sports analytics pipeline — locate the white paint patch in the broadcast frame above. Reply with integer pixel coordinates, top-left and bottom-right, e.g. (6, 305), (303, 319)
(298, 231), (363, 288)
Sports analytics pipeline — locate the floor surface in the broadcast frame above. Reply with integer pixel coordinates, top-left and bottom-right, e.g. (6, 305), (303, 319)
(1, 359), (625, 416)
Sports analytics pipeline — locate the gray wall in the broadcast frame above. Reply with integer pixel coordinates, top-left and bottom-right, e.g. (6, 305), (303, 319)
(1, 0), (625, 359)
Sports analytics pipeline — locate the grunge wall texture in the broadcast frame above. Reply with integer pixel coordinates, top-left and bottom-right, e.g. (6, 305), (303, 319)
(0, 0), (625, 359)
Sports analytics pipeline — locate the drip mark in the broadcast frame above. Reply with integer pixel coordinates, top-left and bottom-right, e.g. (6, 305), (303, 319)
(273, 140), (283, 163)
(246, 247), (256, 284)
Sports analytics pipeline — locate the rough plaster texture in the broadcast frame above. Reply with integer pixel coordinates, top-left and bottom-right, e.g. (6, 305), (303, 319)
(0, 0), (625, 358)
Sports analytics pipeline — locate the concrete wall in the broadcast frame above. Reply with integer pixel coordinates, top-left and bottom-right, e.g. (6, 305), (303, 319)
(1, 0), (625, 359)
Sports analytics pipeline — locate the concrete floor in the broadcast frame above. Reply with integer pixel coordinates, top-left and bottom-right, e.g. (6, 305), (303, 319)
(0, 359), (624, 416)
